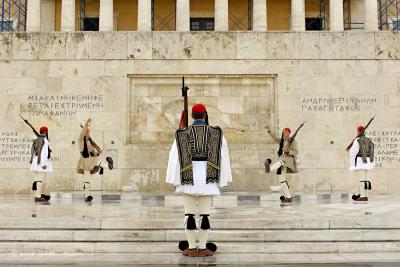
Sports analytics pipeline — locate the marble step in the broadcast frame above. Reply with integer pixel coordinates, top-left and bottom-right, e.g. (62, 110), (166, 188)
(1, 241), (400, 254)
(2, 251), (400, 265)
(0, 217), (398, 230)
(48, 192), (350, 207)
(0, 229), (399, 242)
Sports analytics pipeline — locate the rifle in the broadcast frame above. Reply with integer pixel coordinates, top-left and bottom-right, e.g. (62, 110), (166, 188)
(80, 123), (103, 155)
(20, 114), (52, 157)
(277, 121), (305, 156)
(289, 121), (305, 146)
(19, 114), (39, 136)
(346, 115), (375, 151)
(179, 76), (190, 129)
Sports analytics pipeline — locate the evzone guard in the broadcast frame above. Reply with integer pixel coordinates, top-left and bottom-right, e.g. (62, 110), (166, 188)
(347, 116), (375, 202)
(166, 83), (232, 257)
(264, 122), (304, 203)
(77, 118), (114, 202)
(20, 115), (53, 202)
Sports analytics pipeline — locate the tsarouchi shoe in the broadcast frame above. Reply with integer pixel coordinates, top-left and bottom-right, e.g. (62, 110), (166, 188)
(281, 197), (292, 203)
(187, 248), (198, 257)
(85, 196), (93, 202)
(197, 248), (214, 257)
(354, 197), (368, 202)
(41, 194), (51, 201)
(35, 197), (48, 202)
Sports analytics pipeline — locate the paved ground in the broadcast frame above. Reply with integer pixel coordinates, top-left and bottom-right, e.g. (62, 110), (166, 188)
(0, 192), (399, 265)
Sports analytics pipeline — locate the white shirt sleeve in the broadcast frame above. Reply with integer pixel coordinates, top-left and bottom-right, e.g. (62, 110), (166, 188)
(349, 138), (359, 168)
(219, 136), (233, 188)
(166, 140), (181, 186)
(40, 139), (49, 169)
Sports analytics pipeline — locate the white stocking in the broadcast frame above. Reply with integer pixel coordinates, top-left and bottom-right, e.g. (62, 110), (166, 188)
(183, 195), (197, 249)
(270, 160), (283, 172)
(360, 170), (370, 198)
(279, 167), (291, 198)
(198, 196), (212, 249)
(97, 160), (108, 169)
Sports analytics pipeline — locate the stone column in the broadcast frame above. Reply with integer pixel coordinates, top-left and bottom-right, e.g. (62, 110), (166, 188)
(138, 0), (152, 31)
(253, 0), (267, 31)
(291, 0), (305, 31)
(99, 0), (114, 31)
(215, 0), (228, 31)
(61, 0), (75, 31)
(26, 0), (41, 32)
(41, 0), (56, 32)
(329, 0), (344, 31)
(364, 0), (378, 31)
(176, 0), (190, 31)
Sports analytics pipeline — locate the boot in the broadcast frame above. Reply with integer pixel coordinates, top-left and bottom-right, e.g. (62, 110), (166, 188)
(106, 157), (114, 170)
(264, 159), (271, 173)
(85, 196), (93, 202)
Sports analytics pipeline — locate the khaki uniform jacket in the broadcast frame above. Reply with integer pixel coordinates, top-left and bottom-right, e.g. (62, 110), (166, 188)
(270, 132), (298, 174)
(77, 125), (100, 175)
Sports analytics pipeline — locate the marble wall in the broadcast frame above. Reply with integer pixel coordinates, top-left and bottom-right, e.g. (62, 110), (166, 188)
(0, 31), (399, 194)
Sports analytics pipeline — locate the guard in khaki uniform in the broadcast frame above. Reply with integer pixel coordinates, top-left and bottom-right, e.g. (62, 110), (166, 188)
(77, 118), (114, 202)
(349, 125), (374, 202)
(30, 126), (52, 202)
(265, 126), (299, 203)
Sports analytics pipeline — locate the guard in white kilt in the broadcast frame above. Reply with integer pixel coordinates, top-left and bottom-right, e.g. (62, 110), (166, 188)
(265, 126), (299, 203)
(166, 103), (232, 257)
(30, 126), (52, 202)
(349, 125), (374, 201)
(77, 118), (114, 202)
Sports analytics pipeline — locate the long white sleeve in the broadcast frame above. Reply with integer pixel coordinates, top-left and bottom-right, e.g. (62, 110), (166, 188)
(219, 137), (232, 187)
(40, 139), (49, 168)
(349, 138), (359, 170)
(166, 140), (181, 186)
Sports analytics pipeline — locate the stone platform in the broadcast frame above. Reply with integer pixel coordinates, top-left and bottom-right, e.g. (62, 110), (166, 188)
(1, 192), (400, 265)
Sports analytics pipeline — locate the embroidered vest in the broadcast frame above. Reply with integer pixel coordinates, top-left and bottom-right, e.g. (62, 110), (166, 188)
(176, 125), (223, 185)
(357, 135), (374, 163)
(30, 135), (45, 164)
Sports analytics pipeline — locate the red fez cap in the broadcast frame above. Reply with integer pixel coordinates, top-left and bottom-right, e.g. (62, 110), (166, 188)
(192, 103), (207, 114)
(357, 125), (365, 133)
(283, 128), (291, 134)
(39, 126), (48, 134)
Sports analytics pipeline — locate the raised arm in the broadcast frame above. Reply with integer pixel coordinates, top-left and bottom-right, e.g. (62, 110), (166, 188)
(266, 126), (280, 144)
(80, 118), (91, 139)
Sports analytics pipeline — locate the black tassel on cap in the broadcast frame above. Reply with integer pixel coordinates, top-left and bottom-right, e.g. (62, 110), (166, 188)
(185, 214), (196, 230)
(200, 214), (210, 230)
(205, 111), (209, 125)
